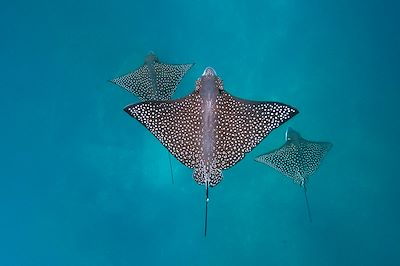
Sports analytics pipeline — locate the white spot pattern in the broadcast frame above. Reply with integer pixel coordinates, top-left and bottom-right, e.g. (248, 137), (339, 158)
(216, 93), (298, 169)
(193, 167), (222, 187)
(124, 75), (299, 187)
(154, 62), (193, 100)
(111, 65), (154, 101)
(111, 60), (193, 101)
(255, 129), (332, 185)
(125, 92), (203, 169)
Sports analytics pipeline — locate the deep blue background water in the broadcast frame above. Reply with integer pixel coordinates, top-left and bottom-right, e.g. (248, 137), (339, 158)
(1, 0), (399, 265)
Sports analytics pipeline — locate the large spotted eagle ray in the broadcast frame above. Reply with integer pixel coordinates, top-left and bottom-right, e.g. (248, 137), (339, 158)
(255, 128), (332, 222)
(124, 67), (298, 235)
(111, 52), (194, 183)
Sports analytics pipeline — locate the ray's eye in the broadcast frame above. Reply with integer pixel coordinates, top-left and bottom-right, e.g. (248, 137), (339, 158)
(195, 79), (201, 92)
(216, 78), (224, 92)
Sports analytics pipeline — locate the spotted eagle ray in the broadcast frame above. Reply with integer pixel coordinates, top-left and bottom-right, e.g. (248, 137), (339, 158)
(111, 52), (194, 183)
(110, 52), (194, 101)
(124, 67), (298, 235)
(255, 128), (332, 222)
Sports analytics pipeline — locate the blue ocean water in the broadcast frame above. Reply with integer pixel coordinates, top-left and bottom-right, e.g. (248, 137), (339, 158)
(1, 0), (399, 265)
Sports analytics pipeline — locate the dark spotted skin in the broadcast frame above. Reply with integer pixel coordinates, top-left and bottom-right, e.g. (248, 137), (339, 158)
(124, 67), (298, 187)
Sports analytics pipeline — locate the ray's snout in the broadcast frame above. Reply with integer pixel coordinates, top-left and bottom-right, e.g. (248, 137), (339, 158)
(202, 67), (217, 77)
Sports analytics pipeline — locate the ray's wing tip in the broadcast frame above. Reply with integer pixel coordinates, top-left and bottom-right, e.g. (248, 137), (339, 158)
(183, 62), (195, 70)
(123, 103), (137, 114)
(108, 78), (127, 90)
(108, 78), (117, 85)
(123, 105), (131, 113)
(291, 106), (300, 116)
(282, 105), (299, 122)
(254, 156), (263, 163)
(123, 101), (152, 114)
(277, 102), (299, 117)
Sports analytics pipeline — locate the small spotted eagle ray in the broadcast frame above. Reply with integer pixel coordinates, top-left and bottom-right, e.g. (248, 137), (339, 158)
(124, 67), (298, 235)
(111, 52), (194, 183)
(110, 51), (194, 101)
(255, 128), (332, 222)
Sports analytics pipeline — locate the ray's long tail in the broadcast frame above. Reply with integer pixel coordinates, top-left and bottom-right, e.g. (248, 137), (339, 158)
(168, 153), (174, 184)
(204, 182), (209, 237)
(303, 185), (312, 223)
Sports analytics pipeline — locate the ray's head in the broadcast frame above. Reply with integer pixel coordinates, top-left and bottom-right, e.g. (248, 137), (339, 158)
(195, 67), (224, 95)
(286, 127), (301, 141)
(145, 51), (159, 64)
(202, 67), (217, 77)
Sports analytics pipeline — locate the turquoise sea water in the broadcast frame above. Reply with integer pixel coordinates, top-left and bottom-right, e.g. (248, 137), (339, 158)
(1, 0), (399, 265)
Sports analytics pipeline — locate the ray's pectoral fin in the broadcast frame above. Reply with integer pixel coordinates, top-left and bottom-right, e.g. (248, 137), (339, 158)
(300, 140), (333, 178)
(124, 93), (202, 169)
(154, 62), (194, 99)
(254, 143), (300, 181)
(110, 65), (154, 100)
(216, 92), (299, 169)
